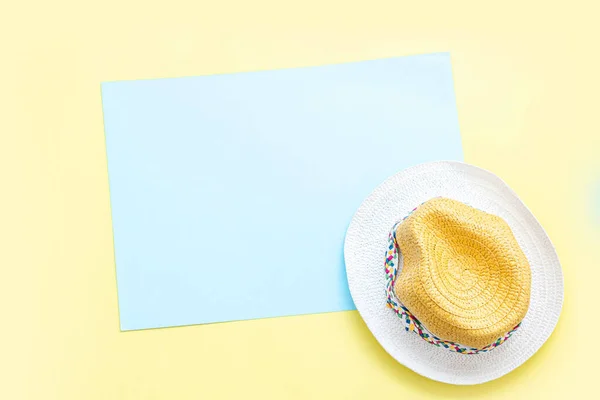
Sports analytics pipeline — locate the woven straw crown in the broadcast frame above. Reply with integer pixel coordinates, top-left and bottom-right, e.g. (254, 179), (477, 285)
(394, 197), (531, 349)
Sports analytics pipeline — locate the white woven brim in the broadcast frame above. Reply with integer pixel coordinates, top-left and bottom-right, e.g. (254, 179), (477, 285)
(344, 161), (563, 385)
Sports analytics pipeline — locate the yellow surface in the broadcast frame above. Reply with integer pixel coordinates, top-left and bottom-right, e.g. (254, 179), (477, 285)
(1, 1), (599, 398)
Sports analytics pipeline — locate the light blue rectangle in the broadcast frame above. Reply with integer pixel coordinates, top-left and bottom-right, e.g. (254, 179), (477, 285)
(101, 53), (464, 330)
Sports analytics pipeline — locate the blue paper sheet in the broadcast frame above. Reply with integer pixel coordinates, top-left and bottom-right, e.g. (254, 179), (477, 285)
(102, 53), (464, 330)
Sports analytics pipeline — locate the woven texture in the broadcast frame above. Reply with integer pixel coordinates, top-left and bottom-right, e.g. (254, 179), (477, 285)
(394, 198), (531, 349)
(344, 161), (563, 385)
(385, 218), (522, 354)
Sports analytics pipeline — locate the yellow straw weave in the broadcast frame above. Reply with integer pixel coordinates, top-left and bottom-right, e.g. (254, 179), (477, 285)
(394, 198), (531, 349)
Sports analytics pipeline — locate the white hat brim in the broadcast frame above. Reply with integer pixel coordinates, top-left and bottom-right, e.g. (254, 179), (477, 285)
(344, 161), (563, 385)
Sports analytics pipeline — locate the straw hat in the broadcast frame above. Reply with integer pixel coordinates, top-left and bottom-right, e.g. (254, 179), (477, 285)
(344, 161), (563, 384)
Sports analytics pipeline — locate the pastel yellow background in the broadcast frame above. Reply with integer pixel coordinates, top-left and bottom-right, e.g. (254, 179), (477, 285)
(1, 1), (599, 398)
